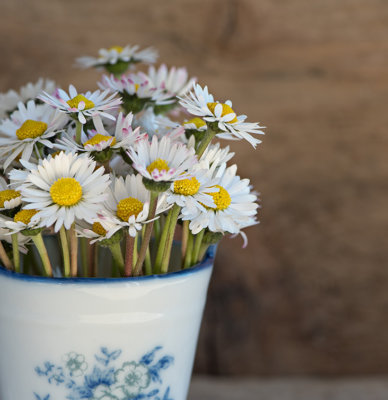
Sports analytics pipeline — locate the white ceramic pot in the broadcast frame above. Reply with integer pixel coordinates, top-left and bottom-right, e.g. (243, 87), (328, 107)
(0, 246), (215, 400)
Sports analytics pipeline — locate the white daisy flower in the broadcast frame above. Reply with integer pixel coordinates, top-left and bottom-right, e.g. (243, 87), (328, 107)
(128, 135), (198, 182)
(101, 174), (170, 237)
(178, 84), (265, 148)
(231, 217), (260, 248)
(13, 152), (110, 232)
(99, 73), (175, 110)
(76, 216), (120, 244)
(182, 163), (259, 235)
(0, 177), (22, 211)
(55, 113), (144, 154)
(8, 157), (42, 189)
(76, 44), (158, 70)
(0, 78), (56, 119)
(199, 142), (235, 169)
(0, 208), (42, 234)
(38, 85), (122, 124)
(0, 90), (19, 120)
(183, 117), (207, 132)
(133, 108), (185, 141)
(0, 227), (30, 253)
(166, 168), (219, 212)
(146, 64), (196, 97)
(0, 101), (67, 170)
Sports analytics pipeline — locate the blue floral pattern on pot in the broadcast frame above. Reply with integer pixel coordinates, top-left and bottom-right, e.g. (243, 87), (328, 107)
(34, 346), (174, 400)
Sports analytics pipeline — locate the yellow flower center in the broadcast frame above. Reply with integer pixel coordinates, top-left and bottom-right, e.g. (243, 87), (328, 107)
(146, 159), (169, 174)
(205, 185), (231, 211)
(207, 102), (238, 124)
(92, 222), (107, 236)
(109, 46), (123, 53)
(16, 120), (48, 140)
(14, 209), (38, 225)
(84, 134), (116, 148)
(67, 94), (95, 110)
(184, 118), (206, 129)
(173, 177), (200, 196)
(116, 197), (144, 222)
(134, 83), (140, 92)
(0, 190), (21, 207)
(50, 178), (83, 207)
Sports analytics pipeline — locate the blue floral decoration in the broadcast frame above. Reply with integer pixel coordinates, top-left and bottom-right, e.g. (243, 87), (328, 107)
(35, 346), (174, 400)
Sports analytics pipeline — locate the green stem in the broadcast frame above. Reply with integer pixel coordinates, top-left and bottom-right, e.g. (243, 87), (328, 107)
(154, 210), (173, 274)
(34, 144), (44, 160)
(181, 220), (189, 259)
(133, 234), (138, 266)
(111, 260), (120, 278)
(161, 204), (181, 274)
(11, 233), (20, 273)
(145, 246), (152, 275)
(183, 231), (194, 269)
(192, 229), (205, 266)
(25, 245), (40, 275)
(31, 233), (52, 277)
(133, 192), (158, 276)
(142, 226), (152, 275)
(196, 127), (217, 158)
(0, 240), (13, 270)
(59, 226), (70, 277)
(154, 218), (161, 245)
(110, 241), (124, 276)
(69, 223), (78, 277)
(198, 243), (210, 264)
(75, 121), (83, 145)
(80, 237), (88, 277)
(124, 234), (135, 277)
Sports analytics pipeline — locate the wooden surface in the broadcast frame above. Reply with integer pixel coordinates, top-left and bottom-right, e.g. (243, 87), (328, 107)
(189, 377), (388, 400)
(0, 0), (388, 375)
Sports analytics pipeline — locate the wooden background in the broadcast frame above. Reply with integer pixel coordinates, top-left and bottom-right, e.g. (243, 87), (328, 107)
(1, 0), (388, 375)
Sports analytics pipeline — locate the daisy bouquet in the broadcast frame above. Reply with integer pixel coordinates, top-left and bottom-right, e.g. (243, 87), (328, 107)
(0, 44), (264, 278)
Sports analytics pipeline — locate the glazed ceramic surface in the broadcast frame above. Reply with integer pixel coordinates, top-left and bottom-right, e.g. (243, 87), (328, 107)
(0, 246), (215, 400)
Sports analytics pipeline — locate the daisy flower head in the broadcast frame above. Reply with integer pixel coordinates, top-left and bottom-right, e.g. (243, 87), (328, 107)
(0, 100), (67, 170)
(199, 142), (235, 170)
(102, 174), (170, 237)
(0, 78), (56, 119)
(14, 152), (110, 232)
(183, 117), (208, 144)
(146, 64), (196, 98)
(231, 217), (260, 249)
(55, 113), (145, 160)
(99, 72), (175, 114)
(38, 84), (122, 124)
(182, 163), (259, 235)
(0, 227), (31, 253)
(76, 216), (123, 245)
(0, 208), (42, 235)
(178, 83), (265, 148)
(76, 44), (158, 74)
(133, 108), (185, 142)
(166, 168), (220, 212)
(128, 135), (198, 190)
(0, 176), (22, 211)
(183, 117), (207, 132)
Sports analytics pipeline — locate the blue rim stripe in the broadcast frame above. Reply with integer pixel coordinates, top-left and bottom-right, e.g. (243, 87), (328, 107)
(0, 245), (216, 284)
